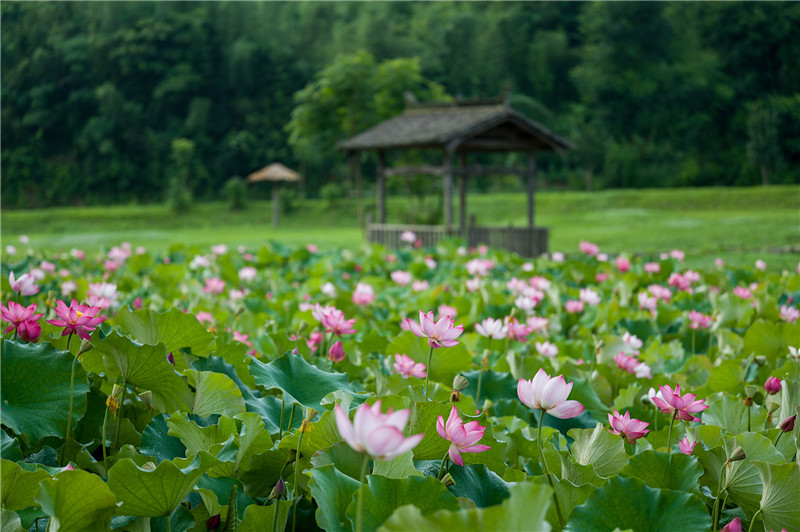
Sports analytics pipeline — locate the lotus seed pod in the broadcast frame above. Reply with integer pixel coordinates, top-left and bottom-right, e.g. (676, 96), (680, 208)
(453, 375), (469, 391)
(729, 446), (746, 462)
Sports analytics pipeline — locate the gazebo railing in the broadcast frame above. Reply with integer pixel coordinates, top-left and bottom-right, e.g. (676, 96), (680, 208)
(367, 223), (548, 257)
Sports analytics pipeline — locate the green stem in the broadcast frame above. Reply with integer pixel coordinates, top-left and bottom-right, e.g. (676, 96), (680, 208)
(356, 453), (370, 532)
(291, 428), (305, 532)
(279, 395), (285, 440)
(113, 383), (127, 449)
(287, 405), (296, 433)
(537, 412), (565, 529)
(223, 482), (238, 531)
(424, 345), (434, 401)
(272, 498), (281, 532)
(101, 405), (110, 466)
(437, 450), (450, 480)
(746, 508), (763, 532)
(475, 368), (483, 410)
(60, 337), (78, 467)
(747, 403), (751, 432)
(165, 514), (171, 532)
(691, 329), (696, 356)
(711, 465), (727, 531)
(666, 410), (678, 453)
(774, 431), (783, 447)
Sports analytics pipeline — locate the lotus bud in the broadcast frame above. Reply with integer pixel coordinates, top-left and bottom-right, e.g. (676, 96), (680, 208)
(441, 473), (455, 487)
(763, 377), (781, 395)
(754, 355), (767, 366)
(453, 376), (469, 391)
(138, 391), (152, 408)
(269, 478), (286, 500)
(728, 446), (746, 463)
(142, 462), (157, 471)
(779, 415), (796, 432)
(166, 352), (175, 365)
(205, 514), (221, 531)
(78, 339), (94, 355)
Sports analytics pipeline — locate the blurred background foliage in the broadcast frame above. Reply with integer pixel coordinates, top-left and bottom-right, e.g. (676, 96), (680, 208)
(2, 1), (798, 209)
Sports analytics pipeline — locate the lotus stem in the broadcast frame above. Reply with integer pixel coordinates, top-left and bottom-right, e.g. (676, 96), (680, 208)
(691, 329), (696, 356)
(746, 508), (762, 532)
(272, 498), (281, 532)
(224, 482), (238, 531)
(747, 402), (751, 432)
(279, 395), (285, 440)
(437, 450), (450, 480)
(774, 431), (783, 447)
(537, 412), (565, 529)
(711, 461), (727, 531)
(60, 337), (78, 467)
(101, 404), (110, 466)
(424, 346), (434, 401)
(113, 383), (127, 449)
(356, 453), (370, 532)
(165, 515), (171, 532)
(291, 426), (306, 532)
(287, 404), (296, 433)
(475, 368), (483, 410)
(666, 410), (678, 453)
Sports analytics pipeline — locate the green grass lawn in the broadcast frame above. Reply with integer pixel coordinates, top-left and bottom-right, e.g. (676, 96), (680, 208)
(2, 186), (798, 271)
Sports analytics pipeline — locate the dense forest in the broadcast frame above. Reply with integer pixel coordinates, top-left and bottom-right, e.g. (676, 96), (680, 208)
(2, 2), (799, 208)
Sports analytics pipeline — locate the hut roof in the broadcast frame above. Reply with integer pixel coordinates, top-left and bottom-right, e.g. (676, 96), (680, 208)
(247, 163), (301, 183)
(338, 101), (574, 153)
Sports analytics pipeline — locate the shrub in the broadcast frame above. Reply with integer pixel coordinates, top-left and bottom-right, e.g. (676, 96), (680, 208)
(320, 182), (346, 209)
(222, 177), (248, 211)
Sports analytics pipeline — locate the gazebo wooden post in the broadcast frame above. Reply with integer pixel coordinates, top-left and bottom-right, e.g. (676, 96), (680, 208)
(526, 150), (536, 228)
(377, 149), (386, 223)
(443, 144), (455, 227)
(458, 151), (467, 230)
(272, 182), (280, 228)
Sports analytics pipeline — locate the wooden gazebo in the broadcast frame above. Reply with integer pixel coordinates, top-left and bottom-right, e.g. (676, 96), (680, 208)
(338, 98), (574, 256)
(247, 163), (301, 228)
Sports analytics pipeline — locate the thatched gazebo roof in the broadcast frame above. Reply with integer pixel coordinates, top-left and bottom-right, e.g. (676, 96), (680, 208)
(247, 163), (301, 183)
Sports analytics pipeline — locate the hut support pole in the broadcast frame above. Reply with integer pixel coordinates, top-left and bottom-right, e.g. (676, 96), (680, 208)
(458, 151), (467, 230)
(272, 183), (280, 228)
(526, 151), (536, 228)
(377, 150), (386, 224)
(443, 144), (455, 227)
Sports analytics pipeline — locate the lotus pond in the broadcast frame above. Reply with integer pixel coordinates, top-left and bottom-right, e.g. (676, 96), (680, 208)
(1, 238), (799, 532)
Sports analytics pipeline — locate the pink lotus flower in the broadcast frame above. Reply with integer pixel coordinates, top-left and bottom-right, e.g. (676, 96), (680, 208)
(644, 262), (661, 274)
(679, 436), (697, 455)
(411, 280), (429, 292)
(535, 340), (559, 358)
(720, 517), (741, 532)
(621, 331), (643, 351)
(211, 244), (228, 256)
(670, 249), (685, 261)
(755, 259), (766, 271)
(608, 410), (650, 444)
(39, 260), (56, 273)
(393, 354), (426, 379)
(550, 251), (565, 263)
(651, 384), (709, 422)
(233, 331), (253, 347)
(732, 286), (752, 299)
(196, 311), (214, 324)
(306, 243), (318, 253)
(579, 288), (600, 306)
(466, 258), (495, 277)
(764, 376), (781, 395)
(87, 282), (119, 310)
(517, 369), (585, 419)
(391, 271), (412, 286)
(438, 305), (458, 320)
(614, 353), (652, 379)
(2, 302), (43, 343)
(475, 317), (508, 340)
(465, 278), (481, 293)
(648, 284), (672, 301)
(307, 331), (323, 353)
(203, 278), (226, 295)
(400, 230), (417, 244)
(687, 310), (712, 330)
(597, 253), (608, 262)
(321, 282), (337, 297)
(436, 405), (491, 466)
(638, 291), (658, 312)
(565, 300), (584, 314)
(404, 310), (464, 349)
(60, 281), (78, 296)
(321, 308), (357, 337)
(425, 257), (437, 269)
(505, 317), (533, 342)
(47, 299), (107, 341)
(579, 241), (599, 256)
(529, 276), (551, 291)
(334, 400), (424, 460)
(526, 316), (549, 334)
(595, 272), (609, 283)
(352, 282), (375, 305)
(328, 340), (345, 362)
(238, 267), (258, 283)
(780, 305), (799, 323)
(8, 271), (39, 296)
(615, 256), (631, 273)
(71, 248), (86, 260)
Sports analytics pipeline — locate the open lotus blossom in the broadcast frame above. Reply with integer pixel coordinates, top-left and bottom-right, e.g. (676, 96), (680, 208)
(579, 288), (601, 306)
(527, 315), (549, 334)
(436, 405), (491, 466)
(679, 436), (697, 455)
(644, 261), (661, 274)
(196, 311), (214, 324)
(465, 278), (481, 293)
(391, 270), (412, 286)
(622, 331), (643, 351)
(2, 301), (43, 342)
(550, 251), (565, 263)
(87, 282), (119, 309)
(687, 310), (713, 329)
(648, 284), (672, 302)
(238, 267), (258, 282)
(505, 316), (533, 342)
(579, 241), (599, 256)
(670, 249), (685, 261)
(393, 353), (426, 379)
(411, 280), (429, 292)
(615, 256), (631, 272)
(789, 346), (799, 360)
(518, 368), (585, 419)
(608, 410), (650, 444)
(438, 305), (458, 320)
(651, 384), (709, 422)
(8, 271), (39, 296)
(404, 310), (464, 348)
(754, 259), (766, 271)
(475, 317), (508, 340)
(638, 291), (658, 313)
(352, 282), (375, 305)
(764, 376), (781, 395)
(334, 400), (424, 460)
(596, 272), (609, 283)
(779, 305), (799, 323)
(597, 252), (609, 262)
(535, 340), (559, 358)
(47, 299), (107, 341)
(614, 353), (652, 379)
(203, 277), (226, 295)
(565, 300), (584, 313)
(60, 281), (78, 297)
(400, 230), (417, 244)
(321, 308), (357, 337)
(732, 286), (752, 299)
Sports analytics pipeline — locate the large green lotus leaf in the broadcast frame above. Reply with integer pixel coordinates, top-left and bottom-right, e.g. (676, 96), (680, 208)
(114, 306), (215, 365)
(533, 475), (595, 528)
(406, 402), (506, 474)
(238, 498), (290, 532)
(567, 377), (610, 422)
(715, 292), (755, 329)
(459, 370), (518, 403)
(569, 423), (628, 478)
(754, 461), (800, 532)
(107, 452), (217, 517)
(239, 447), (291, 499)
(1, 431), (23, 462)
(0, 340), (89, 443)
(447, 464), (510, 508)
(371, 451), (421, 480)
(703, 393), (767, 434)
(564, 476), (711, 532)
(248, 353), (355, 412)
(346, 474), (460, 532)
(34, 469), (119, 532)
(721, 432), (786, 515)
(704, 359), (747, 395)
(1, 459), (52, 512)
(385, 331), (472, 387)
(277, 409), (342, 458)
(311, 442), (366, 481)
(83, 331), (191, 412)
(379, 482), (552, 532)
(140, 414), (187, 463)
(184, 369), (246, 418)
(0, 508), (21, 532)
(620, 450), (704, 494)
(192, 350), (257, 399)
(742, 320), (785, 365)
(778, 378), (800, 426)
(308, 464), (363, 532)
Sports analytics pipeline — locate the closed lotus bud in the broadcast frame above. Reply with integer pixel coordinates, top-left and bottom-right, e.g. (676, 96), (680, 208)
(142, 462), (157, 471)
(441, 473), (455, 487)
(779, 415), (796, 432)
(453, 376), (469, 391)
(78, 339), (94, 355)
(205, 513), (221, 531)
(754, 355), (767, 366)
(728, 446), (746, 463)
(269, 478), (286, 500)
(763, 377), (781, 395)
(166, 352), (175, 365)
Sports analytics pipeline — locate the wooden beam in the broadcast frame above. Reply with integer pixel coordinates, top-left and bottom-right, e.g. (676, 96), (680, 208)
(384, 165), (445, 177)
(443, 145), (454, 227)
(459, 151), (467, 229)
(452, 165), (526, 177)
(526, 151), (536, 229)
(377, 150), (386, 223)
(272, 183), (280, 228)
